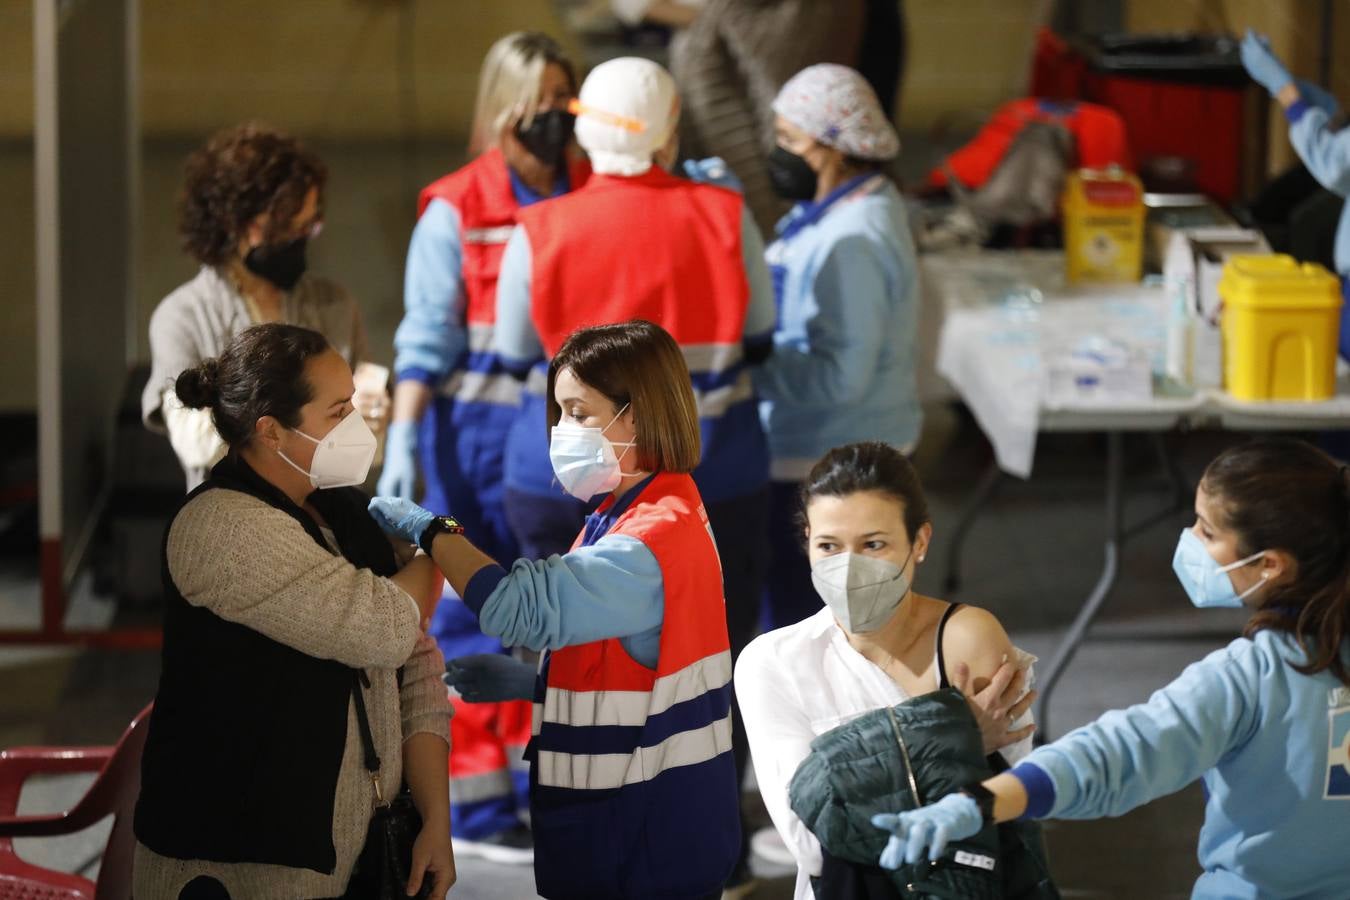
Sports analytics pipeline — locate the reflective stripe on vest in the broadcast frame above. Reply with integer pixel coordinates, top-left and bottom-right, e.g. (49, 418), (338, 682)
(537, 649), (731, 730)
(535, 711), (732, 790)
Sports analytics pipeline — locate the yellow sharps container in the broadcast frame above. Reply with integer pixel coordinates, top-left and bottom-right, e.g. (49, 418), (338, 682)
(1062, 166), (1144, 283)
(1219, 254), (1342, 401)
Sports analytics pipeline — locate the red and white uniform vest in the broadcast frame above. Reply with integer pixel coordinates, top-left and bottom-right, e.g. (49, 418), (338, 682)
(419, 148), (591, 409)
(511, 167), (769, 503)
(528, 472), (741, 899)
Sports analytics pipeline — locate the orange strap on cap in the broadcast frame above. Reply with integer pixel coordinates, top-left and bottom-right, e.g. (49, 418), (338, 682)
(568, 98), (647, 133)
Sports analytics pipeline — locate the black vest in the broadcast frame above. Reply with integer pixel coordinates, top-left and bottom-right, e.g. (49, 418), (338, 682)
(134, 456), (399, 874)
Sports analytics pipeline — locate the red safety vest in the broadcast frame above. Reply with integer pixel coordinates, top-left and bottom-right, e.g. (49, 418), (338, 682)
(530, 472), (740, 898)
(513, 168), (768, 502)
(517, 168), (750, 355)
(418, 149), (591, 407)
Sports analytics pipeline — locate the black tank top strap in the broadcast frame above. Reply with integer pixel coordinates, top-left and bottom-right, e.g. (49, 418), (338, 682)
(934, 602), (963, 690)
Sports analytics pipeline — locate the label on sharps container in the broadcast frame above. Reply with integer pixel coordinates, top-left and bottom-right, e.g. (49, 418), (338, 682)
(953, 850), (996, 871)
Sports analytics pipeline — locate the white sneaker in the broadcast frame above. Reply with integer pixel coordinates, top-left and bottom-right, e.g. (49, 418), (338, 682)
(451, 824), (534, 865)
(750, 826), (796, 868)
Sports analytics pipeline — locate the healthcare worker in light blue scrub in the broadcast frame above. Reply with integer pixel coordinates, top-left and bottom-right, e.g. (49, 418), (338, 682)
(871, 438), (1350, 900)
(754, 63), (922, 631)
(1241, 28), (1350, 359)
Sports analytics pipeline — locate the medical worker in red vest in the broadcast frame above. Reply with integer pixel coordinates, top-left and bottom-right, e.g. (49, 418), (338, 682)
(755, 64), (922, 632)
(491, 55), (775, 895)
(370, 319), (742, 899)
(378, 31), (590, 864)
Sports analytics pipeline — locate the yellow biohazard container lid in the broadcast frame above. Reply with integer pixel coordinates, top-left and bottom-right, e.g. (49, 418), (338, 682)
(1219, 254), (1341, 310)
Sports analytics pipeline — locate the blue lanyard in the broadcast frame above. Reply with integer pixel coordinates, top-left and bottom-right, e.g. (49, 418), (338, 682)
(768, 173), (884, 313)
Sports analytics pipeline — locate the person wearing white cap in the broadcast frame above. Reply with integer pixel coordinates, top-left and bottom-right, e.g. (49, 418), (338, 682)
(491, 54), (775, 899)
(754, 63), (923, 635)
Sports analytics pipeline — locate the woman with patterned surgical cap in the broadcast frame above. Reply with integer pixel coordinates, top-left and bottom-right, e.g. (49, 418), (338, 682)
(754, 64), (923, 637)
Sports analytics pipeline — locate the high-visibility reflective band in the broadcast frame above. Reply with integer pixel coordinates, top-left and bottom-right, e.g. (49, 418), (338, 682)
(506, 743), (529, 772)
(535, 714), (732, 790)
(466, 323), (495, 353)
(542, 650), (732, 728)
(463, 225), (516, 245)
(450, 768), (514, 805)
(438, 370), (524, 405)
(682, 342), (743, 374)
(694, 371), (754, 418)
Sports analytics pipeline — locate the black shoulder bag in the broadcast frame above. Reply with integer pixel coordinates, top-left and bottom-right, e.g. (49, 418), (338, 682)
(346, 670), (432, 900)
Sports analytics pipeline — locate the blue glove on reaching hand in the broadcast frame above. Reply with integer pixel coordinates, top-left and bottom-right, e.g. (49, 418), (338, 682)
(1296, 79), (1341, 119)
(368, 496), (437, 546)
(871, 792), (984, 868)
(377, 420), (419, 500)
(1241, 29), (1293, 96)
(444, 654), (537, 703)
(682, 156), (744, 192)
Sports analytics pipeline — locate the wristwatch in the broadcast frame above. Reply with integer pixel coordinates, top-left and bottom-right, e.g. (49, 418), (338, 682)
(960, 780), (997, 826)
(418, 515), (465, 555)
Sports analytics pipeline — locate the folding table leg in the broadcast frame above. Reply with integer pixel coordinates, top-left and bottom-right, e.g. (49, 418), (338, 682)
(1033, 431), (1125, 742)
(941, 459), (1003, 594)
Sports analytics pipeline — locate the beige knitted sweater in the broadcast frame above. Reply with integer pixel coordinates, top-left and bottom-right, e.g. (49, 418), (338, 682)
(132, 488), (451, 900)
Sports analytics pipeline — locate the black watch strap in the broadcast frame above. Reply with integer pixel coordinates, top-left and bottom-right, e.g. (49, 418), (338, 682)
(418, 515), (465, 555)
(960, 780), (997, 825)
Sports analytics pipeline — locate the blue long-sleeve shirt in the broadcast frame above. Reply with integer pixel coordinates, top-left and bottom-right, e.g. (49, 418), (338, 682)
(753, 177), (923, 478)
(462, 477), (664, 667)
(1012, 628), (1350, 899)
(1287, 101), (1350, 275)
(393, 199), (468, 385)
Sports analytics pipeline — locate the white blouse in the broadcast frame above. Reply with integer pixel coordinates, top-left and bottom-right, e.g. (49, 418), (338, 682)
(735, 607), (1035, 900)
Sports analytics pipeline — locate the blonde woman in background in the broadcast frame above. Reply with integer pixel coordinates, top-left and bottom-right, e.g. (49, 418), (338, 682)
(377, 31), (590, 864)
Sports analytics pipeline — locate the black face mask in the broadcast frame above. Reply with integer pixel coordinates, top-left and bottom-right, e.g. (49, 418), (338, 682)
(515, 109), (576, 165)
(767, 145), (819, 201)
(244, 236), (309, 292)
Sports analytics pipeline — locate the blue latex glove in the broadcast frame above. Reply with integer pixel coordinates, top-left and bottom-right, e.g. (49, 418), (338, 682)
(368, 496), (437, 546)
(444, 654), (537, 703)
(377, 420), (419, 500)
(1296, 79), (1341, 119)
(1240, 29), (1293, 96)
(871, 793), (983, 868)
(682, 156), (744, 192)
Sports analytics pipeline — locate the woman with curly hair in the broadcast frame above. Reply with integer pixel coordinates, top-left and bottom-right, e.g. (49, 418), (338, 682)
(141, 122), (385, 489)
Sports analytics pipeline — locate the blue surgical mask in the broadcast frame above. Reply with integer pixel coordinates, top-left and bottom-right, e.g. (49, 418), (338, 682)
(1171, 528), (1268, 609)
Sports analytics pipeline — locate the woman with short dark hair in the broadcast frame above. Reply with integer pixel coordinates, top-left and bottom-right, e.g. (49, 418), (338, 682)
(142, 122), (385, 490)
(370, 320), (741, 900)
(132, 324), (453, 900)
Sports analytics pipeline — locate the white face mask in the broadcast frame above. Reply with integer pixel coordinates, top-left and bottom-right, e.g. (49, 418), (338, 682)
(548, 403), (643, 500)
(277, 408), (377, 490)
(811, 549), (913, 633)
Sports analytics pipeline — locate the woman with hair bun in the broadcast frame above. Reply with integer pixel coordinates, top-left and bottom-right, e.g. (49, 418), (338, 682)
(133, 323), (453, 900)
(142, 121), (386, 490)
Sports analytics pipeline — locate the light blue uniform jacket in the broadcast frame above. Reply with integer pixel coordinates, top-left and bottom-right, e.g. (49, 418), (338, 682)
(1288, 102), (1350, 275)
(1017, 629), (1350, 899)
(753, 177), (922, 474)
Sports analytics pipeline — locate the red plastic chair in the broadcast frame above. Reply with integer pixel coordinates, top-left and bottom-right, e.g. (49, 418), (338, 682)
(0, 704), (152, 900)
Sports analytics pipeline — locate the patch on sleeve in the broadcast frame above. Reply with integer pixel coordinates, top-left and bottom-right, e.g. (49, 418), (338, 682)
(1325, 688), (1350, 799)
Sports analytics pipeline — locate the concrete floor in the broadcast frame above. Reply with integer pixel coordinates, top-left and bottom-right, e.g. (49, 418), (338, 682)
(0, 135), (1313, 899)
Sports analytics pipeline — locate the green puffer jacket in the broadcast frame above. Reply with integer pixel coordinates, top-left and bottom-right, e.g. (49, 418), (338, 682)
(788, 688), (1059, 900)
